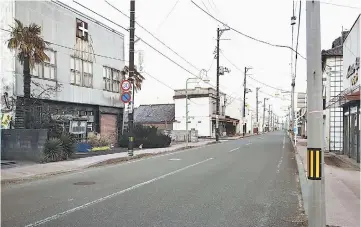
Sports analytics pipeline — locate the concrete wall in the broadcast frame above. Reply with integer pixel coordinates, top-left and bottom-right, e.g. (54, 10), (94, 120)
(168, 130), (198, 142)
(173, 97), (212, 137)
(12, 1), (125, 108)
(1, 129), (48, 162)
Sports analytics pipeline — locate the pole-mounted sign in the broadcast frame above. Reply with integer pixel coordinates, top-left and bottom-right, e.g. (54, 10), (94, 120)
(121, 80), (132, 92)
(121, 92), (131, 104)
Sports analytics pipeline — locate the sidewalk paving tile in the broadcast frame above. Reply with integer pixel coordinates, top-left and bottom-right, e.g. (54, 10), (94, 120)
(295, 140), (360, 227)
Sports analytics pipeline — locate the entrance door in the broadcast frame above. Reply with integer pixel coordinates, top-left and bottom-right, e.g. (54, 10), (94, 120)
(343, 115), (349, 156)
(350, 113), (358, 161)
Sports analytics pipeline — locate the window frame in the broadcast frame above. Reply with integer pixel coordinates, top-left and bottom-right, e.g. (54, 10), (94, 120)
(70, 56), (93, 88)
(31, 48), (57, 81)
(103, 66), (122, 93)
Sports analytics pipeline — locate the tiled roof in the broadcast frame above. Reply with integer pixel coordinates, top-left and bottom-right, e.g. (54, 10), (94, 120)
(321, 31), (349, 57)
(321, 45), (343, 56)
(124, 104), (175, 123)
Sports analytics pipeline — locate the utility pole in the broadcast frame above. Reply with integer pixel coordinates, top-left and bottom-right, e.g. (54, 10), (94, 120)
(268, 104), (271, 132)
(256, 87), (260, 133)
(243, 67), (252, 136)
(215, 27), (230, 142)
(262, 98), (268, 132)
(216, 28), (220, 142)
(127, 0), (135, 156)
(306, 1), (325, 226)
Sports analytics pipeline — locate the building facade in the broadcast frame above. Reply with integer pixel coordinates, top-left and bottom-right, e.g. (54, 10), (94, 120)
(173, 87), (228, 137)
(0, 1), (125, 144)
(342, 15), (360, 162)
(321, 32), (347, 152)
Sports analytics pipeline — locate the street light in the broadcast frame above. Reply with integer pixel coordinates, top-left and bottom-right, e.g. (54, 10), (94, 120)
(185, 72), (210, 148)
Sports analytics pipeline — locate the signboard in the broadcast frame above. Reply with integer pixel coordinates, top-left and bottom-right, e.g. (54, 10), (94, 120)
(69, 120), (87, 134)
(121, 92), (131, 104)
(297, 92), (307, 109)
(346, 57), (359, 86)
(346, 57), (359, 78)
(121, 80), (132, 91)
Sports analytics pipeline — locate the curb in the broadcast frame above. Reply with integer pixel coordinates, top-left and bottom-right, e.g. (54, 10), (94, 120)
(287, 133), (309, 218)
(1, 141), (217, 185)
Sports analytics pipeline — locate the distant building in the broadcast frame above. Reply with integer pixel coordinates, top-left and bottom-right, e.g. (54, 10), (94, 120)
(123, 104), (175, 131)
(173, 87), (239, 137)
(1, 1), (125, 144)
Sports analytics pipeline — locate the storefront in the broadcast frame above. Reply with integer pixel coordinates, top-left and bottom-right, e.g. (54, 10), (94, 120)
(341, 15), (360, 163)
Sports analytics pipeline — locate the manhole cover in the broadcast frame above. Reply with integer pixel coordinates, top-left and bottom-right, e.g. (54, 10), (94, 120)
(73, 181), (96, 185)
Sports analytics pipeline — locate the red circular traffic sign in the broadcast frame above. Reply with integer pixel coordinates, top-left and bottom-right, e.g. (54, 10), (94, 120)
(121, 80), (132, 91)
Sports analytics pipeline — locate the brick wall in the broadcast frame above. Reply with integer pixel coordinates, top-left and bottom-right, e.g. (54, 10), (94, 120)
(100, 113), (117, 145)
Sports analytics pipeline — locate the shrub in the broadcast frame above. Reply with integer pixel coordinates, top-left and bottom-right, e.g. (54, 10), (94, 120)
(43, 138), (63, 162)
(118, 124), (171, 148)
(98, 136), (110, 146)
(88, 133), (99, 147)
(59, 133), (76, 159)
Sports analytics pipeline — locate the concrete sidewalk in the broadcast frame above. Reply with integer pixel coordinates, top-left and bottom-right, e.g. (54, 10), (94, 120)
(295, 138), (360, 227)
(1, 140), (214, 183)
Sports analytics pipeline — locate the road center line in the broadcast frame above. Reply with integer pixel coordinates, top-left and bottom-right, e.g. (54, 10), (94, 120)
(229, 147), (240, 152)
(25, 158), (214, 227)
(282, 135), (285, 149)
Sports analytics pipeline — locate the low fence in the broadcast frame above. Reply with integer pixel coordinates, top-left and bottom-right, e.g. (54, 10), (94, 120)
(1, 129), (48, 162)
(162, 130), (198, 142)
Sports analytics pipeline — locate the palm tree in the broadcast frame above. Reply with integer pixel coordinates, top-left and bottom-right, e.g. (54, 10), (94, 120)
(120, 65), (145, 91)
(7, 19), (49, 128)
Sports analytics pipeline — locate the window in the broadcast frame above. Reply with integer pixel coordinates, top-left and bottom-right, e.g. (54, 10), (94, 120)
(103, 66), (121, 92)
(31, 49), (56, 80)
(70, 57), (93, 87)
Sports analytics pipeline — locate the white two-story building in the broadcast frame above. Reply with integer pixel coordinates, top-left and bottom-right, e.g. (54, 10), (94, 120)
(173, 87), (239, 137)
(0, 1), (125, 144)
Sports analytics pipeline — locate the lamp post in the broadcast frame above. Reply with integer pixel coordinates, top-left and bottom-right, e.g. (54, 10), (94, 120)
(185, 71), (209, 147)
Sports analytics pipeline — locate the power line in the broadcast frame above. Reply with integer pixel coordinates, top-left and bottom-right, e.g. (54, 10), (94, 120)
(319, 1), (361, 9)
(104, 0), (200, 72)
(219, 50), (290, 92)
(143, 71), (208, 106)
(191, 0), (307, 60)
(60, 1), (246, 105)
(294, 0), (302, 80)
(155, 0), (181, 32)
(53, 0), (128, 32)
(0, 27), (127, 62)
(103, 0), (247, 103)
(209, 0), (220, 13)
(201, 0), (211, 13)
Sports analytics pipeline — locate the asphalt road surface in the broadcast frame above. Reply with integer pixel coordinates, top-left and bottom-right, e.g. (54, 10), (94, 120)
(2, 131), (306, 227)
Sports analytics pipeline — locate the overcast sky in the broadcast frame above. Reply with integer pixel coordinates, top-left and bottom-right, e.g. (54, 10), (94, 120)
(61, 0), (360, 118)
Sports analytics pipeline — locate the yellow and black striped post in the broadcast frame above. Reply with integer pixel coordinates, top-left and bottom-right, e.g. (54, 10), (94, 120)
(307, 148), (322, 180)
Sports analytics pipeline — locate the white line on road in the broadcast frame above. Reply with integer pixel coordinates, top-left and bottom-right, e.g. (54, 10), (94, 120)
(282, 135), (285, 149)
(25, 158), (214, 227)
(228, 147), (240, 152)
(245, 142), (252, 146)
(169, 158), (181, 161)
(276, 156), (283, 173)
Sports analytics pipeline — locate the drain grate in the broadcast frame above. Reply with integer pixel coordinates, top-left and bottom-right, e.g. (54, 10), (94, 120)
(73, 181), (96, 185)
